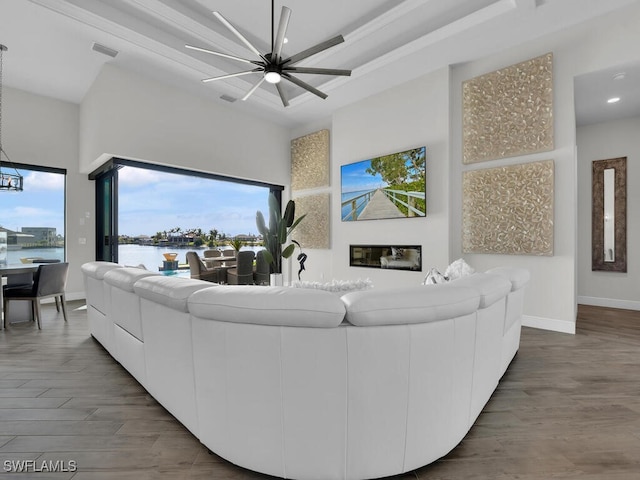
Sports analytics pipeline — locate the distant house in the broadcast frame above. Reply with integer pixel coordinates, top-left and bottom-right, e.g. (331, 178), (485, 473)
(21, 227), (56, 245)
(134, 235), (153, 245)
(234, 234), (258, 243)
(0, 226), (35, 247)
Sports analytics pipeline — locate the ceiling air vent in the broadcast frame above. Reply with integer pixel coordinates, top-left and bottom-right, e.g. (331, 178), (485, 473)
(92, 42), (118, 58)
(220, 94), (237, 103)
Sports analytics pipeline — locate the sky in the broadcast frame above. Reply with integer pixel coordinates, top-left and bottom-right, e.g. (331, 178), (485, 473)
(117, 166), (270, 237)
(0, 166), (270, 238)
(340, 159), (386, 194)
(0, 169), (65, 234)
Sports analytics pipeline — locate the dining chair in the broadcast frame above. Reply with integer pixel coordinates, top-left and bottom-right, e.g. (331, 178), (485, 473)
(2, 262), (69, 329)
(186, 251), (218, 282)
(227, 251), (255, 285)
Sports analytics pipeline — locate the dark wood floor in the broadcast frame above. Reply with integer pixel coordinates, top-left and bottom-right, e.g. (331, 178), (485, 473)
(0, 303), (639, 479)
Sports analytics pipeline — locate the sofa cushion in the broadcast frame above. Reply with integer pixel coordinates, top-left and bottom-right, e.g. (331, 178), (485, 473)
(486, 267), (531, 291)
(447, 273), (511, 308)
(134, 276), (214, 313)
(444, 258), (475, 280)
(341, 285), (480, 327)
(188, 286), (346, 327)
(103, 267), (158, 292)
(81, 261), (122, 280)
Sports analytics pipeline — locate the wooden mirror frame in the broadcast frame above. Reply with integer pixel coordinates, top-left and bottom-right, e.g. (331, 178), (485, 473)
(592, 157), (627, 272)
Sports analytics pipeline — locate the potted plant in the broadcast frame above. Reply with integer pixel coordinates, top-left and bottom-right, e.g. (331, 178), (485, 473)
(228, 238), (244, 252)
(256, 193), (305, 285)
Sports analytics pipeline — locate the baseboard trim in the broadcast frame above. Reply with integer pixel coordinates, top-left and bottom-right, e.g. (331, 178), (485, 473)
(577, 296), (640, 311)
(522, 315), (576, 335)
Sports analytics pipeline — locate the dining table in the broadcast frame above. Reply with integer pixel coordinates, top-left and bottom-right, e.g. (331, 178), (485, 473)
(202, 256), (236, 268)
(0, 263), (40, 327)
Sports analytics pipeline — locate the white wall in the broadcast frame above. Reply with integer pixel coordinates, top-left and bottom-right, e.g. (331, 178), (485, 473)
(577, 116), (640, 310)
(4, 87), (93, 299)
(80, 64), (291, 187)
(326, 67), (451, 289)
(449, 3), (640, 334)
(291, 2), (640, 333)
(78, 65), (294, 282)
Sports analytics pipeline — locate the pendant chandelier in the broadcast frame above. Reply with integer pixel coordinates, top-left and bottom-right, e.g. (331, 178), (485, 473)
(0, 44), (23, 192)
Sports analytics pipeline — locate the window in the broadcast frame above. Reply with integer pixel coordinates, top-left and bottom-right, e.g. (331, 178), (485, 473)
(0, 164), (66, 265)
(90, 158), (282, 270)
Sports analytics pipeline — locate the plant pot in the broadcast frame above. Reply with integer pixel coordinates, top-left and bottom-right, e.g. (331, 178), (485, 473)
(270, 273), (283, 286)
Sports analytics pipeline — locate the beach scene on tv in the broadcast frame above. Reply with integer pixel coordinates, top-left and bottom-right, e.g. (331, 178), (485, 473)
(341, 146), (426, 221)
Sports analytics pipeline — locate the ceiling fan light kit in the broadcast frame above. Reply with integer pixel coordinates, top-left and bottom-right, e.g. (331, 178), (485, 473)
(186, 1), (351, 107)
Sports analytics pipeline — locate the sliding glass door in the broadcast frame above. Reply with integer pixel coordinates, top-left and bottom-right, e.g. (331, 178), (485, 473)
(94, 166), (118, 262)
(90, 158), (282, 266)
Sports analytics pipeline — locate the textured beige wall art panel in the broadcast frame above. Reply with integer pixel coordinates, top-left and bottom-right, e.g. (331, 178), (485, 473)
(462, 160), (554, 256)
(462, 53), (554, 164)
(291, 129), (330, 190)
(292, 193), (330, 249)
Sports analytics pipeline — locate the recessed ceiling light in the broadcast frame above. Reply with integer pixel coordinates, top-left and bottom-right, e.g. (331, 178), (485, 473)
(613, 72), (626, 80)
(607, 97), (621, 104)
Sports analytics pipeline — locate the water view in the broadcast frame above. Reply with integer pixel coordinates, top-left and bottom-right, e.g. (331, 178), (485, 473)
(5, 247), (65, 265)
(118, 244), (261, 273)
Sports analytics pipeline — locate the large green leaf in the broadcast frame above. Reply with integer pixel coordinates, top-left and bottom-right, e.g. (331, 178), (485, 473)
(281, 243), (296, 259)
(262, 249), (274, 265)
(283, 200), (295, 227)
(275, 219), (285, 243)
(256, 211), (268, 237)
(287, 214), (306, 235)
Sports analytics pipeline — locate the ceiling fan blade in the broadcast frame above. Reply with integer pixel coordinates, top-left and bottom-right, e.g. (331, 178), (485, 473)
(185, 44), (257, 65)
(282, 73), (327, 100)
(212, 11), (267, 62)
(283, 35), (345, 66)
(202, 69), (261, 83)
(275, 82), (289, 107)
(272, 6), (291, 63)
(242, 77), (266, 101)
(284, 66), (351, 76)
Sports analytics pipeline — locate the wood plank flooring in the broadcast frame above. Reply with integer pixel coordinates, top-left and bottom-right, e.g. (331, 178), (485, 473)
(1, 302), (639, 479)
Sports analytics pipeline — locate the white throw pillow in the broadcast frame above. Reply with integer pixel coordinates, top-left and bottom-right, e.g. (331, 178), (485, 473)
(422, 267), (448, 285)
(444, 258), (475, 281)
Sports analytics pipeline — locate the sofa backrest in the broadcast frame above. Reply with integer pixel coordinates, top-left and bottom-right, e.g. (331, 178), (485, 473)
(81, 261), (122, 314)
(446, 273), (511, 309)
(341, 284), (480, 327)
(134, 275), (214, 313)
(103, 267), (159, 292)
(486, 267), (531, 291)
(188, 285), (346, 327)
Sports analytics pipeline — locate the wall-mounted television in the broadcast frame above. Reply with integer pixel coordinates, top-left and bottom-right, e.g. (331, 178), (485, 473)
(340, 146), (426, 221)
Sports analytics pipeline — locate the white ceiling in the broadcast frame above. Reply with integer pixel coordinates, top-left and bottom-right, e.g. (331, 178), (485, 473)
(1, 0), (639, 127)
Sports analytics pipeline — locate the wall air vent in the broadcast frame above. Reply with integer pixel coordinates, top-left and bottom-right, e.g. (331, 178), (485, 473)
(92, 42), (119, 58)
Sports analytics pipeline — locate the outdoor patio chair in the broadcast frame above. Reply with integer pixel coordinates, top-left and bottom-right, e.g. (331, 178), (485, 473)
(186, 251), (218, 283)
(253, 250), (270, 285)
(227, 251), (255, 285)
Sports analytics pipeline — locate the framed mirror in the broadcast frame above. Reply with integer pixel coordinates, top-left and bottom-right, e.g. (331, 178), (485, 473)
(592, 157), (626, 272)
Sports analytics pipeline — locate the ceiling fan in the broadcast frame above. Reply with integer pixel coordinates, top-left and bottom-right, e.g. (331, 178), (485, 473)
(186, 1), (351, 107)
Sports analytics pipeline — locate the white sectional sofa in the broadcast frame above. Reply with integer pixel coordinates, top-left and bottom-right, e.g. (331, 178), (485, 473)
(81, 262), (529, 480)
